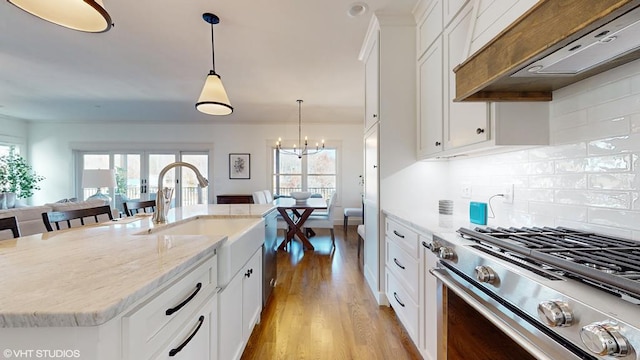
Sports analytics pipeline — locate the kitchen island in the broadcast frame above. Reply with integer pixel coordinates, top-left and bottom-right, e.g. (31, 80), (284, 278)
(0, 203), (275, 360)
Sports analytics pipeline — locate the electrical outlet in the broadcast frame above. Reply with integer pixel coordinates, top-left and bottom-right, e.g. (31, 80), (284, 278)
(461, 183), (472, 199)
(502, 184), (514, 203)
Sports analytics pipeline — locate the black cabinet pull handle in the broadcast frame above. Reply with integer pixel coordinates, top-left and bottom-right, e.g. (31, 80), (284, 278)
(169, 315), (205, 357)
(393, 292), (405, 307)
(435, 141), (441, 146)
(245, 268), (253, 278)
(422, 241), (429, 248)
(166, 282), (202, 316)
(373, 114), (378, 118)
(393, 230), (405, 239)
(476, 128), (485, 134)
(393, 258), (405, 270)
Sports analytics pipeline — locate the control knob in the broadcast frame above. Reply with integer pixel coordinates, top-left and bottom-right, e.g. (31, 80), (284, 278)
(429, 240), (441, 253)
(474, 265), (497, 284)
(438, 247), (455, 260)
(537, 301), (573, 327)
(580, 322), (632, 357)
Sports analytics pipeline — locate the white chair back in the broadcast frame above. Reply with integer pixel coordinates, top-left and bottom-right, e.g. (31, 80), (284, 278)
(263, 190), (274, 202)
(252, 190), (267, 204)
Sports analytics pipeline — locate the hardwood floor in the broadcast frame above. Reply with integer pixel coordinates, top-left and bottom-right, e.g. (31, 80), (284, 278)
(241, 225), (422, 360)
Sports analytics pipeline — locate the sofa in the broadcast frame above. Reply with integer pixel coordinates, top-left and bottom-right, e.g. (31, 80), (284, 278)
(0, 199), (117, 240)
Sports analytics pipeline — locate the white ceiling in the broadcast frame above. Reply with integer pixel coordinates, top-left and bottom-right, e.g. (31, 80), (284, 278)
(0, 0), (417, 125)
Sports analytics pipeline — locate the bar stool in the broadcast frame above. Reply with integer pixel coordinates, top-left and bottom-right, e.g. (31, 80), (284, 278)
(343, 207), (363, 228)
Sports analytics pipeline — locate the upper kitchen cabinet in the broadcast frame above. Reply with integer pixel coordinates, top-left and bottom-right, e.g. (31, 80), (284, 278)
(363, 36), (379, 132)
(415, 0), (549, 160)
(360, 14), (416, 135)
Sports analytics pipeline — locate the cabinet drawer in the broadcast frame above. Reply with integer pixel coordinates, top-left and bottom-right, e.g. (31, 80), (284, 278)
(386, 218), (419, 258)
(124, 255), (217, 360)
(386, 240), (419, 303)
(386, 269), (419, 343)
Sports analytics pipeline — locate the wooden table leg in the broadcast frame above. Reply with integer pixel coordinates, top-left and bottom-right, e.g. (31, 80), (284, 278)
(277, 208), (315, 251)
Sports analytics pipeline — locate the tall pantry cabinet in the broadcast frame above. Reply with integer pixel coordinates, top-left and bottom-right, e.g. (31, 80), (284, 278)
(359, 14), (416, 304)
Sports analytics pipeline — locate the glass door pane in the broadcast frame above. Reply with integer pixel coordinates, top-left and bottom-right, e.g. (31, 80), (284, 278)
(113, 153), (142, 214)
(181, 154), (209, 206)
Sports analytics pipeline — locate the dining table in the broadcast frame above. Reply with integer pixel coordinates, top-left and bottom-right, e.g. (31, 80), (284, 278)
(274, 197), (327, 251)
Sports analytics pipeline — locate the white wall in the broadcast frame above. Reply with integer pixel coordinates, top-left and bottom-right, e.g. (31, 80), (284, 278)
(442, 59), (640, 240)
(26, 121), (364, 219)
(0, 115), (28, 153)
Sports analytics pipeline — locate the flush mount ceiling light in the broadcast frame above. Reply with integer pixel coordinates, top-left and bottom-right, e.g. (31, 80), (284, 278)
(276, 100), (324, 159)
(196, 12), (233, 116)
(7, 0), (112, 32)
(347, 2), (368, 17)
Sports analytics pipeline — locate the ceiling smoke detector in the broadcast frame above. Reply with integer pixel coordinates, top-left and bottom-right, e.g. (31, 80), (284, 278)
(347, 2), (368, 17)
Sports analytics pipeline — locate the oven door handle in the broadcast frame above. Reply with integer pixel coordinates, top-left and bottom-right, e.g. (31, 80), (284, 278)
(429, 268), (558, 360)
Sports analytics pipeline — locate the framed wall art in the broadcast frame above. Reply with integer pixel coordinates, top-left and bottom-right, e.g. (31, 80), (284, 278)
(229, 153), (250, 179)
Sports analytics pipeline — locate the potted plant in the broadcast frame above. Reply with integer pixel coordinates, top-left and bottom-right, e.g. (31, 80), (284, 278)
(0, 147), (45, 207)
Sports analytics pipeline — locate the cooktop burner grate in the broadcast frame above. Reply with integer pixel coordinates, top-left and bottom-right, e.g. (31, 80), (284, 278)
(458, 226), (640, 300)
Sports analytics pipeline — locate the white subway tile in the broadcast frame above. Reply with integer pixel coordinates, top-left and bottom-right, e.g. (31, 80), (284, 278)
(589, 173), (638, 190)
(633, 192), (639, 211)
(556, 219), (633, 238)
(523, 189), (555, 202)
(555, 174), (587, 189)
(529, 175), (554, 189)
(631, 113), (640, 133)
(588, 208), (640, 231)
(527, 161), (555, 175)
(552, 116), (629, 144)
(587, 135), (640, 155)
(555, 158), (585, 173)
(585, 154), (632, 172)
(587, 96), (640, 123)
(529, 202), (587, 222)
(529, 143), (586, 161)
(555, 190), (630, 209)
(551, 110), (587, 131)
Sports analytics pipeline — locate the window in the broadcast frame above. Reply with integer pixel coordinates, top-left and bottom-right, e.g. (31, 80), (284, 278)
(272, 148), (337, 199)
(0, 144), (20, 157)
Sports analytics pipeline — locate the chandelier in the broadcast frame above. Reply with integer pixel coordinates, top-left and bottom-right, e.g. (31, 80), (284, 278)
(277, 100), (324, 159)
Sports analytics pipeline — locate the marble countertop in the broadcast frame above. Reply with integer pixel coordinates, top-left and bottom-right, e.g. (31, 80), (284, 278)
(0, 204), (275, 328)
(382, 207), (481, 239)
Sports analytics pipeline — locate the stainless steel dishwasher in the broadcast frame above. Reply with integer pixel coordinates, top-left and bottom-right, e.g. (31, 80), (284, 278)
(263, 210), (277, 306)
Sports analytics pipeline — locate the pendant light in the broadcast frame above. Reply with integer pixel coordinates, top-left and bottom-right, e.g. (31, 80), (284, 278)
(196, 13), (233, 116)
(7, 0), (112, 33)
(276, 100), (324, 159)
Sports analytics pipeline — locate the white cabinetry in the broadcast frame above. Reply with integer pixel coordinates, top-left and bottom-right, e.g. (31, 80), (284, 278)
(415, 0), (548, 160)
(359, 13), (416, 303)
(384, 218), (420, 346)
(364, 35), (379, 133)
(219, 248), (262, 360)
(419, 235), (438, 360)
(124, 255), (219, 360)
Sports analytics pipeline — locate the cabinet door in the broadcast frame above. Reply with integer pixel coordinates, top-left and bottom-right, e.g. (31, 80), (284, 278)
(443, 0), (469, 26)
(219, 271), (243, 360)
(364, 126), (378, 203)
(364, 32), (380, 132)
(417, 36), (443, 158)
(242, 249), (263, 340)
(444, 4), (489, 149)
(422, 240), (439, 360)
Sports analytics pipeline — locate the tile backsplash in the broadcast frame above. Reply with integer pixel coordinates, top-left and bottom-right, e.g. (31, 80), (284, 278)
(448, 60), (640, 240)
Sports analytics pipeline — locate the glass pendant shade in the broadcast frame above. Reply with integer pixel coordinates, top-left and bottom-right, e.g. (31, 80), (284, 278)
(196, 71), (233, 116)
(8, 0), (112, 33)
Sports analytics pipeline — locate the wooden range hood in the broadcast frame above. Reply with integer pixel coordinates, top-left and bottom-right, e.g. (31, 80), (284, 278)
(454, 0), (640, 102)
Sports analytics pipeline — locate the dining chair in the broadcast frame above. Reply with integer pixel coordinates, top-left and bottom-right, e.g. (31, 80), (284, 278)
(123, 200), (156, 217)
(303, 192), (337, 248)
(357, 224), (365, 259)
(262, 190), (274, 203)
(42, 205), (114, 232)
(252, 190), (267, 204)
(0, 216), (21, 239)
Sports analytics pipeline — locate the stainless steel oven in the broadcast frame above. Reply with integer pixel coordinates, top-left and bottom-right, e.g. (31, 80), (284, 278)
(427, 227), (640, 360)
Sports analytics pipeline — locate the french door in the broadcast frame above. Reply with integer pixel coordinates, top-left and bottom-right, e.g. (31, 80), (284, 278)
(79, 151), (209, 214)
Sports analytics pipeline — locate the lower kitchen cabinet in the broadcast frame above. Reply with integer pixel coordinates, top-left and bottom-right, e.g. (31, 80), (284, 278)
(218, 247), (262, 360)
(385, 217), (420, 346)
(153, 295), (217, 360)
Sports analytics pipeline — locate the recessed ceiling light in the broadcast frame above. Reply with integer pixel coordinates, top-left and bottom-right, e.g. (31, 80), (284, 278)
(347, 2), (368, 17)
